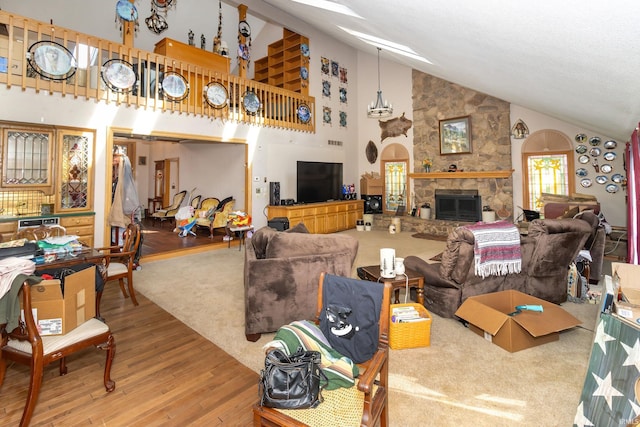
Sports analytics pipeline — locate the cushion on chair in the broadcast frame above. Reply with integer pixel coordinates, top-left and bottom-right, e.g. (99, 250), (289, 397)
(7, 318), (110, 355)
(274, 385), (375, 426)
(107, 262), (128, 276)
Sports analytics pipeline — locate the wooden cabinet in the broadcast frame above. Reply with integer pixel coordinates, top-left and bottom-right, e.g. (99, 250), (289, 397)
(0, 124), (55, 194)
(254, 29), (309, 95)
(267, 200), (363, 234)
(154, 37), (231, 109)
(154, 38), (230, 74)
(60, 215), (95, 247)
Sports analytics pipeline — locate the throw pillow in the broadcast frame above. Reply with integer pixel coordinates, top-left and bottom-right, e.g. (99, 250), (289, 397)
(251, 226), (278, 259)
(284, 222), (309, 233)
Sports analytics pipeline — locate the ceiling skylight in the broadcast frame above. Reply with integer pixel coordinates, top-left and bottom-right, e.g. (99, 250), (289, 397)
(291, 0), (363, 19)
(338, 26), (432, 64)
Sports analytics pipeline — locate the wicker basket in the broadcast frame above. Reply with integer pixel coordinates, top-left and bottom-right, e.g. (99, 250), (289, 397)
(389, 303), (432, 349)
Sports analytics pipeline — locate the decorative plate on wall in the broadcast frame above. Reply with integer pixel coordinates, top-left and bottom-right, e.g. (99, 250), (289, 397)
(161, 71), (189, 101)
(300, 66), (308, 80)
(580, 178), (592, 188)
(101, 59), (137, 93)
(575, 145), (588, 154)
(203, 81), (228, 108)
(27, 41), (77, 81)
(589, 136), (601, 146)
(297, 103), (311, 124)
(242, 90), (260, 114)
(595, 175), (608, 184)
(116, 0), (138, 21)
(603, 151), (616, 161)
(600, 164), (613, 173)
(604, 140), (618, 149)
(612, 173), (624, 183)
(575, 133), (587, 143)
(578, 155), (590, 164)
(576, 168), (588, 177)
(606, 184), (619, 193)
(301, 43), (310, 57)
(589, 147), (601, 157)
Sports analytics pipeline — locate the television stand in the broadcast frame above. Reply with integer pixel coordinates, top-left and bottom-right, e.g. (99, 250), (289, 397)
(267, 200), (364, 234)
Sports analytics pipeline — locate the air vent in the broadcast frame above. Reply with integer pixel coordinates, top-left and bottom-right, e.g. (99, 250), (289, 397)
(328, 140), (343, 146)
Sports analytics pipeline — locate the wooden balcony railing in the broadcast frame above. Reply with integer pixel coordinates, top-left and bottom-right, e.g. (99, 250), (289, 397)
(0, 11), (315, 132)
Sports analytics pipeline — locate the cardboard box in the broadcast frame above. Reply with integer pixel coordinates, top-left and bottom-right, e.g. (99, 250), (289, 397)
(23, 266), (95, 335)
(611, 263), (640, 326)
(454, 290), (581, 352)
(360, 177), (383, 196)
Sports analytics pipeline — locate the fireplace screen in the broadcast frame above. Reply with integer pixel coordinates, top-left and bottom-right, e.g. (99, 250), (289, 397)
(435, 189), (482, 222)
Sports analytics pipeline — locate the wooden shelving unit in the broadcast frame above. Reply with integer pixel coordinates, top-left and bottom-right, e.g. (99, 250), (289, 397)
(409, 170), (514, 179)
(254, 29), (309, 95)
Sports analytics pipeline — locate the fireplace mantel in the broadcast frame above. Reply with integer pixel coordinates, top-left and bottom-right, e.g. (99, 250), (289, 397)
(409, 170), (514, 179)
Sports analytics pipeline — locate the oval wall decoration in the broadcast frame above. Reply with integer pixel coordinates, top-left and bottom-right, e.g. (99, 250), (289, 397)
(366, 140), (378, 164)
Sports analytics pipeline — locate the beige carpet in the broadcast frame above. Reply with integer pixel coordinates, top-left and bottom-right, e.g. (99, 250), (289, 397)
(134, 229), (598, 426)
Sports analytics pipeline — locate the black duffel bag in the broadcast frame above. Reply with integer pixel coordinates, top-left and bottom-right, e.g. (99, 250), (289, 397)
(259, 348), (327, 409)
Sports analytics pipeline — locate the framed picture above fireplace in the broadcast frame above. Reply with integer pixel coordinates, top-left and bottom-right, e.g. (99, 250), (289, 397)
(440, 116), (472, 155)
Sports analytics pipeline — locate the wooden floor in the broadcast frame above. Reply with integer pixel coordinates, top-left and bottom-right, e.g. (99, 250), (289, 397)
(139, 217), (234, 261)
(1, 269), (259, 426)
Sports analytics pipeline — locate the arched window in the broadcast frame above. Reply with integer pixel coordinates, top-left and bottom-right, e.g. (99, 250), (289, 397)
(380, 143), (410, 214)
(522, 130), (575, 210)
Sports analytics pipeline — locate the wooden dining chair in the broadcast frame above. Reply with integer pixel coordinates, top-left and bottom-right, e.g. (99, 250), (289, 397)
(95, 222), (142, 311)
(253, 273), (391, 427)
(0, 271), (115, 427)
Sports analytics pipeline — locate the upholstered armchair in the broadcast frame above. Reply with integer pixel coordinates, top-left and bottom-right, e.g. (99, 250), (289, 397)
(244, 225), (359, 341)
(195, 197), (234, 238)
(150, 190), (187, 227)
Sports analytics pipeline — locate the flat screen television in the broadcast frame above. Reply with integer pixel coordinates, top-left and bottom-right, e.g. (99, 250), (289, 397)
(297, 161), (343, 204)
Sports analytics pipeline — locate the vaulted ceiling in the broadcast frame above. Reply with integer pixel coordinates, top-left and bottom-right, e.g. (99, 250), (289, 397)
(262, 0), (640, 142)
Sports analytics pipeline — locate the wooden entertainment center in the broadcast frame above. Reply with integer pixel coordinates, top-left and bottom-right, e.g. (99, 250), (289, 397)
(267, 200), (364, 234)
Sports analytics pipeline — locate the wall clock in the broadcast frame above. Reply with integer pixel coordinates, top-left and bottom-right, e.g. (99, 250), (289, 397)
(242, 90), (260, 114)
(204, 81), (228, 108)
(238, 20), (251, 38)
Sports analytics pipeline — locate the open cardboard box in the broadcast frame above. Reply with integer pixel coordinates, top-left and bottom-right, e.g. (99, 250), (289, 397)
(454, 290), (581, 352)
(611, 262), (640, 326)
(22, 266), (95, 336)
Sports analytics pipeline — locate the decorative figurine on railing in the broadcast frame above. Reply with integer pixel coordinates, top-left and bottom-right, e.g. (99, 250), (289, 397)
(201, 34), (206, 50)
(188, 29), (194, 46)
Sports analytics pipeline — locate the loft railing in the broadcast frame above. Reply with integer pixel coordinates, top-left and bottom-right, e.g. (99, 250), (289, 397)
(0, 11), (315, 132)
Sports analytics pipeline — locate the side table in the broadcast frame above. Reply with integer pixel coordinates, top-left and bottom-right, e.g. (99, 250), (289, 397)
(226, 224), (254, 251)
(357, 264), (425, 305)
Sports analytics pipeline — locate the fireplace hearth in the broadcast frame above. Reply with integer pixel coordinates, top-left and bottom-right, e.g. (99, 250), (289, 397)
(435, 189), (482, 222)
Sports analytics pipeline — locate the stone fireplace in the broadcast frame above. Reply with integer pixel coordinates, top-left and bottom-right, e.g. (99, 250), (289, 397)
(435, 189), (482, 222)
(411, 70), (514, 221)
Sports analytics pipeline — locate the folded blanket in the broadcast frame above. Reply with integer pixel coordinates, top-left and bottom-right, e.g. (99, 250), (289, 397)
(264, 320), (358, 390)
(465, 220), (522, 278)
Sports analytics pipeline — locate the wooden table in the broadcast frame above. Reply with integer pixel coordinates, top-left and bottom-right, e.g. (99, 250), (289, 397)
(226, 225), (254, 251)
(35, 248), (107, 319)
(357, 264), (425, 305)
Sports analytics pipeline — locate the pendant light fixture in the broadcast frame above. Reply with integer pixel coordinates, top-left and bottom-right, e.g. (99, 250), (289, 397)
(367, 47), (393, 119)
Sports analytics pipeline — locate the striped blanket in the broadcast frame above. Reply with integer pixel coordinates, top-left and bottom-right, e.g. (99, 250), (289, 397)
(465, 220), (522, 278)
(264, 320), (358, 390)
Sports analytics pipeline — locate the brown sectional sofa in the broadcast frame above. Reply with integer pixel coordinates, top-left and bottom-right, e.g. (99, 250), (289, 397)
(244, 225), (358, 341)
(404, 218), (592, 318)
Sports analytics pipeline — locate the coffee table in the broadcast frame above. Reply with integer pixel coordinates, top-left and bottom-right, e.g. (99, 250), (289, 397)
(357, 264), (424, 305)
